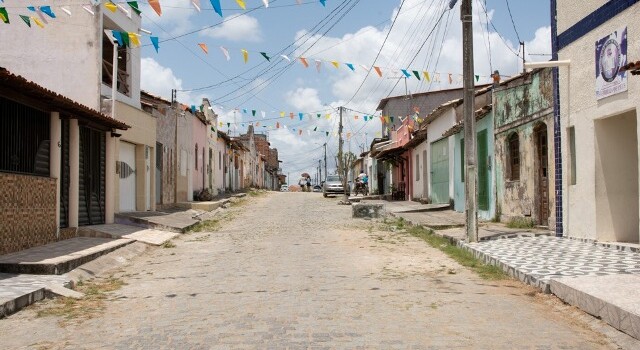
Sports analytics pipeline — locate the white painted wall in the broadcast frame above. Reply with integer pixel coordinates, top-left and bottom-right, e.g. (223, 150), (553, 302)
(558, 1), (640, 242)
(426, 108), (457, 202)
(412, 141), (429, 200)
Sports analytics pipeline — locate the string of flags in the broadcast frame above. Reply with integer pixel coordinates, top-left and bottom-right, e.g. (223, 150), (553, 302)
(197, 45), (489, 83)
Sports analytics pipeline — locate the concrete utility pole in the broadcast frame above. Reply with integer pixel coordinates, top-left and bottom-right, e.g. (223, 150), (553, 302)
(338, 106), (348, 202)
(171, 89), (179, 204)
(319, 159), (322, 185)
(323, 143), (327, 179)
(461, 0), (478, 242)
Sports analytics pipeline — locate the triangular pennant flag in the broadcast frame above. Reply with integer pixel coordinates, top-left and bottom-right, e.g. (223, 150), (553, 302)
(475, 75), (480, 82)
(262, 0), (269, 8)
(59, 6), (72, 16)
(219, 122), (223, 127)
(326, 132), (329, 136)
(347, 132), (351, 139)
(127, 1), (142, 15)
(435, 73), (440, 82)
(82, 5), (95, 16)
(235, 0), (246, 10)
(191, 0), (201, 12)
(19, 15), (30, 27)
(210, 0), (223, 17)
(0, 7), (9, 23)
(317, 114), (321, 118)
(298, 112), (303, 121)
(120, 31), (130, 47)
(227, 123), (231, 128)
(280, 111), (285, 117)
(105, 2), (117, 13)
(315, 60), (322, 72)
(255, 121), (260, 127)
(276, 122), (280, 128)
(390, 116), (395, 123)
(148, 0), (162, 16)
(374, 66), (382, 77)
(289, 112), (294, 119)
(401, 69), (411, 78)
(198, 43), (208, 54)
(281, 55), (291, 62)
(320, 0), (326, 6)
(242, 108), (247, 114)
(423, 71), (430, 82)
(345, 63), (355, 71)
(260, 52), (270, 62)
(39, 6), (56, 18)
(261, 111), (266, 118)
(331, 61), (339, 69)
(325, 114), (331, 119)
(220, 46), (230, 61)
(412, 70), (421, 80)
(299, 57), (309, 68)
(360, 64), (368, 71)
(252, 110), (256, 116)
(150, 37), (159, 53)
(112, 30), (123, 46)
(363, 116), (368, 121)
(313, 126), (317, 131)
(128, 32), (141, 47)
(448, 73), (453, 84)
(191, 105), (196, 114)
(242, 49), (248, 63)
(354, 115), (359, 120)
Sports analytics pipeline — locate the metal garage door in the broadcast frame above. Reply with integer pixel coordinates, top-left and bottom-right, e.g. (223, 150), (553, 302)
(119, 141), (136, 212)
(430, 138), (449, 204)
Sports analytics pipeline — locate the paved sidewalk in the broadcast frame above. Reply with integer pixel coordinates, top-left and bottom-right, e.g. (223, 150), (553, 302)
(0, 273), (71, 318)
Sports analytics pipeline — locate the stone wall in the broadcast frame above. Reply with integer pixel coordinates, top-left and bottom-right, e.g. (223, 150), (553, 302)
(0, 172), (57, 255)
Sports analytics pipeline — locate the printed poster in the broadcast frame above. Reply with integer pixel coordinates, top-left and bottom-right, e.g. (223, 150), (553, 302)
(595, 27), (627, 100)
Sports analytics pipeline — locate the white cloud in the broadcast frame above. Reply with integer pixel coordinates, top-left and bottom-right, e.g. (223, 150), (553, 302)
(140, 0), (198, 36)
(141, 57), (203, 105)
(284, 87), (324, 111)
(201, 15), (262, 42)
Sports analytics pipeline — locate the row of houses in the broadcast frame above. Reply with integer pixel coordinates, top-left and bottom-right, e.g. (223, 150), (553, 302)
(0, 4), (282, 256)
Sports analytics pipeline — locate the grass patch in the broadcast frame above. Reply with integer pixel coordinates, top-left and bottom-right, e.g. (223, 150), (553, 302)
(406, 225), (508, 280)
(161, 240), (176, 248)
(247, 189), (267, 197)
(36, 277), (125, 325)
(506, 216), (535, 229)
(187, 218), (221, 233)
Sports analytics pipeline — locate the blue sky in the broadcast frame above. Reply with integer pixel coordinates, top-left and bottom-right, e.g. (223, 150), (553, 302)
(138, 0), (551, 179)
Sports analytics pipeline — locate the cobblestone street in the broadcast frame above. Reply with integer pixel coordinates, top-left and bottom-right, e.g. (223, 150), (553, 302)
(0, 193), (627, 349)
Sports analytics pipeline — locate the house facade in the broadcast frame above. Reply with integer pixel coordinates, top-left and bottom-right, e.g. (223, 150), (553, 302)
(0, 2), (156, 215)
(554, 0), (640, 242)
(0, 69), (128, 255)
(493, 68), (555, 227)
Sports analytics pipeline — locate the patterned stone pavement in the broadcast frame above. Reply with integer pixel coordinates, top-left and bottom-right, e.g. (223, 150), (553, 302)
(0, 193), (636, 349)
(464, 236), (640, 292)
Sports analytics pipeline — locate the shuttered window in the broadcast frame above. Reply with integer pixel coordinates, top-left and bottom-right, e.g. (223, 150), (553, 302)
(508, 133), (520, 181)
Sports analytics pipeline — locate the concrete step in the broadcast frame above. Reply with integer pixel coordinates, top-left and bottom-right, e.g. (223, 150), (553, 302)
(0, 273), (72, 318)
(0, 237), (134, 275)
(115, 211), (200, 233)
(174, 198), (231, 211)
(550, 275), (640, 340)
(78, 224), (180, 246)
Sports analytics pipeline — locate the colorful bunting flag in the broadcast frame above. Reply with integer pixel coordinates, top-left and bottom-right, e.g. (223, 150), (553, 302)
(320, 0), (326, 6)
(0, 7), (10, 23)
(198, 43), (208, 54)
(242, 49), (248, 63)
(120, 31), (130, 47)
(262, 0), (269, 8)
(129, 32), (141, 47)
(210, 0), (223, 17)
(112, 31), (123, 46)
(39, 6), (55, 18)
(315, 60), (322, 72)
(412, 70), (421, 80)
(289, 112), (294, 119)
(298, 112), (303, 121)
(299, 57), (309, 68)
(280, 111), (285, 117)
(191, 0), (201, 12)
(374, 66), (382, 77)
(401, 69), (411, 78)
(220, 46), (230, 61)
(235, 0), (246, 10)
(475, 75), (480, 82)
(105, 2), (117, 12)
(260, 52), (270, 61)
(345, 63), (355, 71)
(148, 0), (162, 16)
(127, 1), (142, 15)
(252, 110), (256, 116)
(261, 111), (266, 118)
(281, 55), (291, 62)
(423, 71), (430, 82)
(331, 61), (339, 69)
(448, 73), (453, 84)
(60, 7), (72, 16)
(19, 15), (30, 27)
(150, 37), (159, 52)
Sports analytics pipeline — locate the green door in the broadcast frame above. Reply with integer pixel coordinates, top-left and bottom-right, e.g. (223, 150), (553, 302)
(430, 138), (449, 204)
(477, 129), (489, 210)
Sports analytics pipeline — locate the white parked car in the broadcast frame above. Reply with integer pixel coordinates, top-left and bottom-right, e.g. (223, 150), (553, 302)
(280, 185), (289, 192)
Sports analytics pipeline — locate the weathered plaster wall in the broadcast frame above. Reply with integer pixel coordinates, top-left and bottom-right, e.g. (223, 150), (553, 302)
(150, 104), (176, 205)
(192, 116), (208, 196)
(558, 1), (640, 242)
(426, 108), (457, 203)
(453, 114), (496, 220)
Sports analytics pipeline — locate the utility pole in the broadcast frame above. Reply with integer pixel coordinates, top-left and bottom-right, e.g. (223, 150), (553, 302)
(323, 143), (327, 178)
(338, 106), (347, 202)
(520, 41), (526, 73)
(461, 0), (478, 242)
(319, 159), (322, 185)
(171, 89), (179, 204)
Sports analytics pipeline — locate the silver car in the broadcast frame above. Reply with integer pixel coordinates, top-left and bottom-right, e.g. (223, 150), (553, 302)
(322, 175), (349, 198)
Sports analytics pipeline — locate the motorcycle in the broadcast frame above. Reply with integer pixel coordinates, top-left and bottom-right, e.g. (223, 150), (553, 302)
(353, 178), (369, 196)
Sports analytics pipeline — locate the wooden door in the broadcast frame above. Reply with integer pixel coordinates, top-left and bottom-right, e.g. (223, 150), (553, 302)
(477, 130), (489, 210)
(430, 138), (449, 204)
(536, 126), (549, 226)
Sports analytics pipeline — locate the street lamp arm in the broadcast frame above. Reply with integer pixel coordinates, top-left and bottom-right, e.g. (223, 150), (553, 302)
(524, 60), (571, 69)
